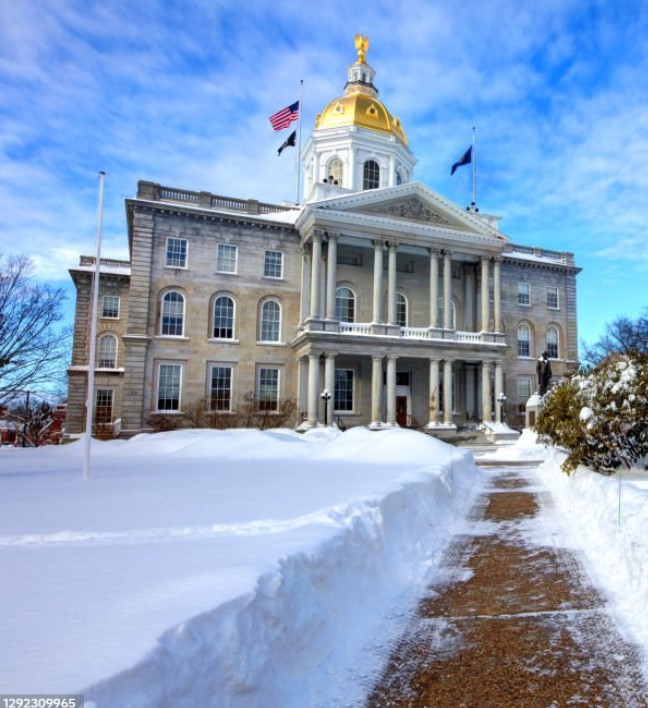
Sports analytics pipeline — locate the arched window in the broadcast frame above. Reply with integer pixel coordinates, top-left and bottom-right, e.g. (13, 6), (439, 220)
(547, 325), (560, 359)
(213, 295), (235, 339)
(327, 157), (343, 186)
(336, 286), (356, 322)
(396, 168), (405, 186)
(437, 298), (457, 329)
(259, 299), (281, 342)
(363, 160), (380, 190)
(160, 291), (185, 336)
(396, 292), (408, 327)
(517, 323), (532, 358)
(97, 334), (117, 368)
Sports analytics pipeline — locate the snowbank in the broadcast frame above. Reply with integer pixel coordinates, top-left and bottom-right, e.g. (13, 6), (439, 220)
(0, 427), (484, 707)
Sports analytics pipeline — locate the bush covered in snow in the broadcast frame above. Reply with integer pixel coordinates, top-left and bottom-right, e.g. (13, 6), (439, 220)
(536, 353), (648, 475)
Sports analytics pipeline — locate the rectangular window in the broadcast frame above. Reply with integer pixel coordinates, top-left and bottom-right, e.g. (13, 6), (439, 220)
(166, 237), (188, 268)
(258, 367), (279, 411)
(210, 365), (232, 411)
(95, 389), (113, 424)
(157, 363), (182, 411)
(517, 376), (533, 401)
(334, 370), (354, 412)
(216, 244), (238, 274)
(264, 250), (283, 279)
(518, 282), (530, 306)
(102, 295), (120, 319)
(488, 276), (494, 304)
(547, 286), (559, 309)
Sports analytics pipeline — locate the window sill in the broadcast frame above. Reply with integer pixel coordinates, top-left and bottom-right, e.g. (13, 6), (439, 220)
(256, 340), (285, 346)
(208, 338), (240, 344)
(214, 270), (238, 276)
(164, 265), (188, 270)
(155, 335), (190, 341)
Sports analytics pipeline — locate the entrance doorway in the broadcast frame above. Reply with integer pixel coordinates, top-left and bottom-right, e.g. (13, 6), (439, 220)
(396, 396), (408, 427)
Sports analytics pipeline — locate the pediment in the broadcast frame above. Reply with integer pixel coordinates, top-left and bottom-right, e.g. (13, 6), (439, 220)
(358, 195), (460, 228)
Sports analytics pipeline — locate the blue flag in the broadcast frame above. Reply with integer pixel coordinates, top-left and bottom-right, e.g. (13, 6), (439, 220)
(451, 146), (472, 175)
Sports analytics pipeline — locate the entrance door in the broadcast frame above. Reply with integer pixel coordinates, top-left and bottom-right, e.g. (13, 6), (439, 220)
(396, 396), (408, 427)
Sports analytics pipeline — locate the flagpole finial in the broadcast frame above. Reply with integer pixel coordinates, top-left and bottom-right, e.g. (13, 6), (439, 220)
(355, 34), (369, 64)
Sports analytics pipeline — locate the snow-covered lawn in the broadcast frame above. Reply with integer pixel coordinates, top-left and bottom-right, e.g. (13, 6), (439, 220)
(1, 427), (647, 707)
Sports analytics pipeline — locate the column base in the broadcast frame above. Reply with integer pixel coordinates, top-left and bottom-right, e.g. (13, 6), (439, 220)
(425, 421), (457, 431)
(367, 421), (391, 431)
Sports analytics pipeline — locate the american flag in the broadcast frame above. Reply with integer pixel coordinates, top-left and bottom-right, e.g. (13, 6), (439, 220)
(269, 100), (300, 131)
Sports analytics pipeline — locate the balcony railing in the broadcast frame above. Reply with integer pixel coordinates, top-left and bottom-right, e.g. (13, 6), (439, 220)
(333, 321), (502, 344)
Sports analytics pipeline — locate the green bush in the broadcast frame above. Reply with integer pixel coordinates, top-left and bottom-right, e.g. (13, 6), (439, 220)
(536, 353), (648, 475)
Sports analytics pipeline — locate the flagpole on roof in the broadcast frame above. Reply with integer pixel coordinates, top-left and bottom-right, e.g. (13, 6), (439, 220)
(471, 126), (476, 210)
(296, 79), (304, 204)
(83, 170), (105, 480)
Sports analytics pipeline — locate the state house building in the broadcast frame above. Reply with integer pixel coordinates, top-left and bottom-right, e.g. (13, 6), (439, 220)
(66, 38), (580, 438)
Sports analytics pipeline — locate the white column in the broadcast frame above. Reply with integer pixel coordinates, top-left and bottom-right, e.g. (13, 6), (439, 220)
(443, 250), (452, 329)
(493, 256), (502, 333)
(428, 359), (440, 425)
(465, 364), (476, 420)
(443, 359), (453, 425)
(482, 360), (492, 423)
(495, 361), (504, 423)
(310, 231), (323, 319)
(307, 352), (320, 426)
(298, 357), (308, 416)
(348, 147), (356, 190)
(386, 356), (397, 425)
(325, 233), (338, 320)
(429, 249), (439, 328)
(387, 241), (398, 325)
(465, 266), (475, 331)
(372, 240), (384, 323)
(300, 245), (311, 323)
(371, 356), (383, 426)
(480, 256), (490, 332)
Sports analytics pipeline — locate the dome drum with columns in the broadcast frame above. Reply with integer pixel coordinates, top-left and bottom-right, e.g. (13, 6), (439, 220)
(302, 35), (416, 199)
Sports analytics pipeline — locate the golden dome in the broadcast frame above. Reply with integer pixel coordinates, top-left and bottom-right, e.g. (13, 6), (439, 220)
(314, 36), (408, 147)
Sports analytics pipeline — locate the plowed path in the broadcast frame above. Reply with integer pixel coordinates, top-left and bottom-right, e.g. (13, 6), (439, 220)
(368, 466), (648, 707)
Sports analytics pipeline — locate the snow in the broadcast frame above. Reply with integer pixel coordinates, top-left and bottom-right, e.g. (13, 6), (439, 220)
(2, 427), (648, 707)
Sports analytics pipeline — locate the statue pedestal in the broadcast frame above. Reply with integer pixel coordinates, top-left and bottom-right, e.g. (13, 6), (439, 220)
(525, 393), (544, 429)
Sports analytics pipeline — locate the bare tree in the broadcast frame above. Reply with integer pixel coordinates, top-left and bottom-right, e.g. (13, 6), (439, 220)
(0, 253), (70, 405)
(580, 307), (648, 367)
(9, 397), (60, 447)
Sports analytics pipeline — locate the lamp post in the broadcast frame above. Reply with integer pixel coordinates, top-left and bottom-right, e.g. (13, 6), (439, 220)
(497, 392), (507, 424)
(320, 388), (331, 426)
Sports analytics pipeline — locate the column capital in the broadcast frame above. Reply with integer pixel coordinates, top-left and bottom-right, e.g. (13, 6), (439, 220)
(442, 249), (453, 258)
(372, 239), (385, 249)
(300, 242), (312, 255)
(312, 229), (325, 242)
(387, 240), (399, 252)
(493, 254), (503, 263)
(326, 231), (339, 243)
(428, 247), (441, 258)
(481, 254), (491, 263)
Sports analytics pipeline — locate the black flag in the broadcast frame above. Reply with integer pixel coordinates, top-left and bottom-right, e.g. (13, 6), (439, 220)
(278, 130), (296, 156)
(450, 146), (472, 175)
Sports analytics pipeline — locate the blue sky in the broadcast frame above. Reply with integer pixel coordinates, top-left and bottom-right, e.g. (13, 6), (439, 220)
(2, 0), (648, 348)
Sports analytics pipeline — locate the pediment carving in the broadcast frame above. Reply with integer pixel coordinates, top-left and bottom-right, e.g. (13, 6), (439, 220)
(365, 197), (455, 226)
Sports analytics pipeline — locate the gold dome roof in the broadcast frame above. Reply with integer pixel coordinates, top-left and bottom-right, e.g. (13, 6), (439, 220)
(314, 36), (408, 147)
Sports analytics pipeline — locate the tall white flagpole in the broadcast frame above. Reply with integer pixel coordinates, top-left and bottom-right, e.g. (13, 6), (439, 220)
(83, 170), (105, 479)
(471, 126), (476, 209)
(296, 79), (304, 204)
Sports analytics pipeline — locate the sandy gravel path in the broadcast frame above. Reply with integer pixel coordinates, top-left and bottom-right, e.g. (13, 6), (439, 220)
(368, 465), (648, 707)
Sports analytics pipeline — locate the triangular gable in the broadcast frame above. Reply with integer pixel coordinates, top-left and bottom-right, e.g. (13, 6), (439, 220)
(306, 182), (509, 242)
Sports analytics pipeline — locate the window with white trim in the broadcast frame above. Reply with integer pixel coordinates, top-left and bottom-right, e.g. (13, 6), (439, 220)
(547, 325), (559, 359)
(259, 299), (281, 342)
(334, 369), (354, 412)
(518, 282), (530, 306)
(257, 367), (279, 411)
(157, 363), (182, 411)
(517, 323), (532, 358)
(517, 376), (533, 401)
(437, 298), (457, 329)
(102, 295), (120, 319)
(213, 295), (235, 339)
(216, 244), (238, 274)
(264, 251), (283, 279)
(363, 160), (380, 190)
(209, 365), (232, 411)
(396, 292), (408, 327)
(327, 157), (343, 186)
(160, 291), (185, 336)
(166, 237), (187, 268)
(97, 334), (117, 368)
(336, 286), (356, 322)
(547, 286), (559, 309)
(95, 389), (114, 424)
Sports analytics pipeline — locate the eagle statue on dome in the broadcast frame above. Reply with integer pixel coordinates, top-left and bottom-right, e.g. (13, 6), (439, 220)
(355, 34), (369, 64)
